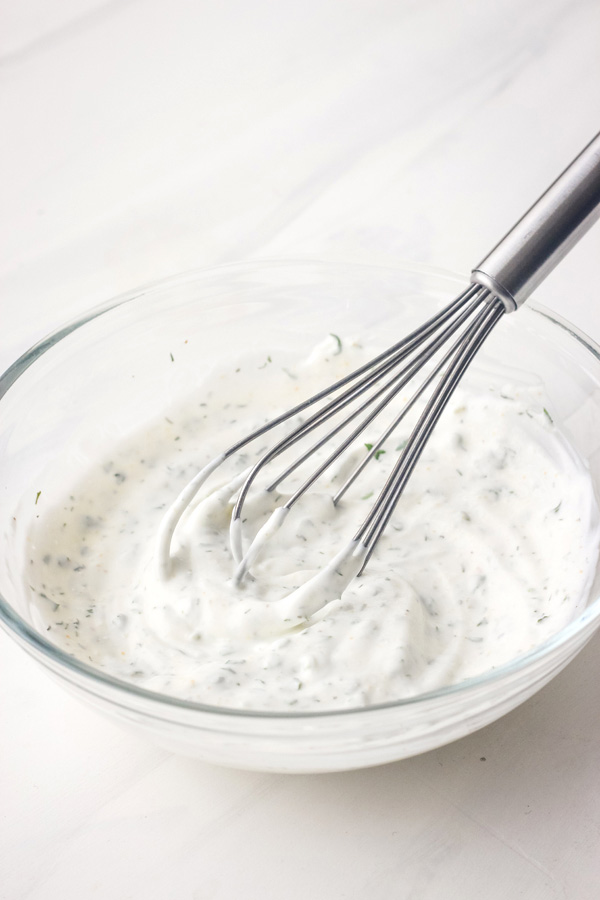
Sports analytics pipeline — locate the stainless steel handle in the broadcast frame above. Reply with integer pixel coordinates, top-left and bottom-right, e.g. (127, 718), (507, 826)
(471, 131), (600, 311)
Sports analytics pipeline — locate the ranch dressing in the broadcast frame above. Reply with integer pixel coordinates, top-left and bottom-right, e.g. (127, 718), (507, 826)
(25, 336), (600, 710)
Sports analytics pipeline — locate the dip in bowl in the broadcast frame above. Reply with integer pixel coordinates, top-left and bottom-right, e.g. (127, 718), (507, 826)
(2, 260), (600, 772)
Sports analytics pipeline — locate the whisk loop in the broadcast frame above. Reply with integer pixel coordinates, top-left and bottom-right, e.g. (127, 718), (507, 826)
(157, 284), (504, 582)
(230, 287), (504, 584)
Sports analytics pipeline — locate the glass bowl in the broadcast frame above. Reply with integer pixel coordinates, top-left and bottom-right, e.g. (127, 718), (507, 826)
(1, 260), (600, 773)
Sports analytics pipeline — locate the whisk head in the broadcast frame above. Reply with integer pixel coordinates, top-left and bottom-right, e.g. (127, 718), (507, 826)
(157, 283), (505, 587)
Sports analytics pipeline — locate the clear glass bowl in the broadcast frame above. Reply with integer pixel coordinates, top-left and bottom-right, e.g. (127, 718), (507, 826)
(1, 260), (600, 773)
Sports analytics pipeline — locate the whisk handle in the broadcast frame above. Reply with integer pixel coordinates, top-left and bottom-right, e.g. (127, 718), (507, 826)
(471, 130), (600, 311)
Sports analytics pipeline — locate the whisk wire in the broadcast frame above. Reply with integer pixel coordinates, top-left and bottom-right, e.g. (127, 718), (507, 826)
(356, 295), (505, 569)
(331, 291), (491, 505)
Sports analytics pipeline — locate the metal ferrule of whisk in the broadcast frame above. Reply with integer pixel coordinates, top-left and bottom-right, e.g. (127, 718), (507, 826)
(472, 131), (600, 311)
(158, 131), (600, 587)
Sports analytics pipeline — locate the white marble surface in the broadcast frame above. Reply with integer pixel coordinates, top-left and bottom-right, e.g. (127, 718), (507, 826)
(2, 1), (600, 897)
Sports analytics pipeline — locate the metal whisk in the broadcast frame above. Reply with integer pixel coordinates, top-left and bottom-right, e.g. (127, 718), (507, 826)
(158, 131), (600, 587)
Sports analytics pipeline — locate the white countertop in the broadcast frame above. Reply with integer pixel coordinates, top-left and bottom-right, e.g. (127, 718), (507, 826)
(2, 2), (600, 897)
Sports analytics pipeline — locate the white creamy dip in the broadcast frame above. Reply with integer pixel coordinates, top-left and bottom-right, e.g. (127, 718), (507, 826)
(26, 335), (600, 710)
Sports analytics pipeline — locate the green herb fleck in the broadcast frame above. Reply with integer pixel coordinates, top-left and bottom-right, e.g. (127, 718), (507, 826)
(329, 333), (342, 355)
(552, 500), (562, 514)
(396, 439), (408, 451)
(365, 443), (385, 460)
(35, 491), (41, 505)
(170, 352), (174, 362)
(543, 407), (553, 425)
(362, 491), (374, 500)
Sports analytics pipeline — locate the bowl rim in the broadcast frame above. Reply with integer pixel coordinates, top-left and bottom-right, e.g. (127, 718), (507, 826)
(2, 257), (600, 722)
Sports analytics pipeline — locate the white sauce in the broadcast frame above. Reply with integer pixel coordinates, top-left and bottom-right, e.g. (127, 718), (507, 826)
(26, 336), (600, 710)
